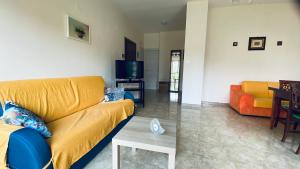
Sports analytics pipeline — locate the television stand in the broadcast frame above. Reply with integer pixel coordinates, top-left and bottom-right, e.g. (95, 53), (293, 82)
(116, 79), (144, 107)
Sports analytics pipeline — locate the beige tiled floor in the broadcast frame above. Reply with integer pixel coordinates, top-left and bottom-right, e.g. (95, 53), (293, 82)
(85, 90), (300, 169)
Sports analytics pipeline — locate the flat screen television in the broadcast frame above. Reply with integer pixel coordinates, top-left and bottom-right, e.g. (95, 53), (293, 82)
(116, 60), (144, 79)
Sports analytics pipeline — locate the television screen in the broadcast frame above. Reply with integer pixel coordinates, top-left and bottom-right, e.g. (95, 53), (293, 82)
(116, 60), (144, 79)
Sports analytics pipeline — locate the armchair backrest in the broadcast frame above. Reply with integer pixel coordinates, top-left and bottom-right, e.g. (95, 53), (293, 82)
(291, 83), (300, 111)
(242, 81), (279, 98)
(280, 80), (300, 92)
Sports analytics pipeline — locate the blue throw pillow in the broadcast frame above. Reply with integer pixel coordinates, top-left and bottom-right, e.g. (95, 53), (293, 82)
(0, 101), (3, 117)
(3, 101), (52, 138)
(105, 87), (125, 102)
(124, 91), (135, 102)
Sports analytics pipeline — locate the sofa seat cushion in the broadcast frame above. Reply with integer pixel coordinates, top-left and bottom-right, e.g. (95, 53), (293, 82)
(254, 98), (273, 108)
(46, 99), (134, 169)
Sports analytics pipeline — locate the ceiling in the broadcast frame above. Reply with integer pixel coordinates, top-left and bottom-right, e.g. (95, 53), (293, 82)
(112, 0), (294, 33)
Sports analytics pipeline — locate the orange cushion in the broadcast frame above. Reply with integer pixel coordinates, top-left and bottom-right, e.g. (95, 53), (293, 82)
(254, 98), (289, 109)
(254, 98), (273, 108)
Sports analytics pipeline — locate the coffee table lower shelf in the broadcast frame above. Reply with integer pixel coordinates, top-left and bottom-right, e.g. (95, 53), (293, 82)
(112, 141), (176, 169)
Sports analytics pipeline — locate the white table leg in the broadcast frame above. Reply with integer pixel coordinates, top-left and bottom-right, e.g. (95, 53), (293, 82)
(168, 153), (176, 169)
(132, 147), (136, 153)
(112, 144), (120, 169)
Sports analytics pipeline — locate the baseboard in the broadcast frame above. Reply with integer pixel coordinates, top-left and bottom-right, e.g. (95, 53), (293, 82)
(201, 101), (229, 107)
(181, 103), (202, 109)
(181, 101), (229, 109)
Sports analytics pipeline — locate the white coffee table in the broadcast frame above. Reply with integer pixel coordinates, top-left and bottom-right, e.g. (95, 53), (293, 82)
(112, 116), (177, 169)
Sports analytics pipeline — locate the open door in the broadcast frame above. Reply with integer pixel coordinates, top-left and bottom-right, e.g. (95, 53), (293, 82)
(169, 50), (183, 93)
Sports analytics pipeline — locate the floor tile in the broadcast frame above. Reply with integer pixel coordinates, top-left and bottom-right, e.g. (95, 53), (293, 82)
(84, 90), (300, 169)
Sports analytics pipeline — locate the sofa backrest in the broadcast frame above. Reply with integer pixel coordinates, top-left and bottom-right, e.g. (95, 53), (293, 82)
(241, 81), (279, 98)
(0, 76), (105, 123)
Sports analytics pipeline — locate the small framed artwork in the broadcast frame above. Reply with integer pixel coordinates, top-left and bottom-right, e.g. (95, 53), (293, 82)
(248, 37), (266, 50)
(66, 15), (90, 43)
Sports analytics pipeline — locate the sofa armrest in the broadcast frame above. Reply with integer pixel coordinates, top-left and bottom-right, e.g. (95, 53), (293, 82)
(7, 128), (53, 169)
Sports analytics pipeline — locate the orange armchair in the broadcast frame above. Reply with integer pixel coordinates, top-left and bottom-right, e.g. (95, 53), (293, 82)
(230, 81), (279, 117)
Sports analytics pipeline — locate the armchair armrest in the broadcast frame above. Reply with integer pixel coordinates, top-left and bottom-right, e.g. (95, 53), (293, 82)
(230, 85), (243, 109)
(7, 128), (53, 169)
(230, 84), (255, 114)
(239, 93), (255, 114)
(230, 85), (242, 91)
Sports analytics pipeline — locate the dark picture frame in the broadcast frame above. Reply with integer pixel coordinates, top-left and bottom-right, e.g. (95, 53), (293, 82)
(248, 37), (266, 50)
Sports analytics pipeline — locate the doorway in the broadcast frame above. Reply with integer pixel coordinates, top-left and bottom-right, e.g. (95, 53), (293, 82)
(169, 50), (183, 93)
(124, 37), (137, 61)
(144, 49), (159, 90)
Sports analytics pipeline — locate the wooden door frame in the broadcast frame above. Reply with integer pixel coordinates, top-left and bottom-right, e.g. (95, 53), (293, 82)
(124, 37), (137, 61)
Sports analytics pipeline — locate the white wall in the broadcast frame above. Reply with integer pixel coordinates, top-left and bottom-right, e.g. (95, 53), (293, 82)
(202, 2), (300, 103)
(159, 30), (185, 81)
(143, 33), (160, 89)
(182, 0), (208, 105)
(144, 49), (159, 89)
(143, 31), (185, 89)
(144, 33), (160, 49)
(0, 0), (143, 86)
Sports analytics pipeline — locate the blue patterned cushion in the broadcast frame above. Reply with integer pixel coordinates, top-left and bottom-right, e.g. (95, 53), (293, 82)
(3, 101), (52, 138)
(105, 87), (125, 102)
(0, 101), (3, 116)
(124, 91), (135, 102)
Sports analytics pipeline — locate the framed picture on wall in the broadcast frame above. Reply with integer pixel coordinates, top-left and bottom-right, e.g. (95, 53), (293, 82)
(248, 37), (266, 50)
(66, 15), (90, 43)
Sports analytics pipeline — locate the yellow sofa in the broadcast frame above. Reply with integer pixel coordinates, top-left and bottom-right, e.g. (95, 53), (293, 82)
(230, 81), (279, 117)
(0, 76), (134, 169)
